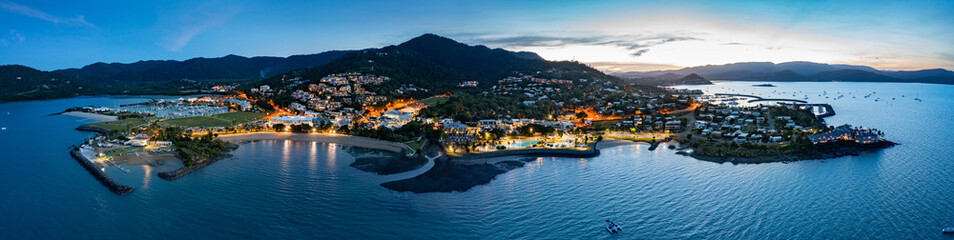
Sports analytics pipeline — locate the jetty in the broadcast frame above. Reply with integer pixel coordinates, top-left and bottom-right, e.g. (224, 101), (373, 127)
(69, 149), (134, 195)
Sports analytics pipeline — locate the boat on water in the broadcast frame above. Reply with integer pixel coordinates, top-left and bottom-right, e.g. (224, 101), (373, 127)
(943, 227), (954, 234)
(605, 219), (622, 233)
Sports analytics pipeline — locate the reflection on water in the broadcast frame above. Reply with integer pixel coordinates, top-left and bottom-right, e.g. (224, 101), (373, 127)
(1, 85), (953, 239)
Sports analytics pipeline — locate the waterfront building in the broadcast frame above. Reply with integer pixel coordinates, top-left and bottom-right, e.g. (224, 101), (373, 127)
(268, 115), (315, 127)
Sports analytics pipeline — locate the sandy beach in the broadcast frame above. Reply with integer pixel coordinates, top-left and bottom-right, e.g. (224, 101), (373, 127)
(217, 132), (408, 153)
(62, 111), (119, 122)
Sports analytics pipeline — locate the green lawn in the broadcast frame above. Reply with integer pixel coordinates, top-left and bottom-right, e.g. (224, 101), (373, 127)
(212, 111), (266, 123)
(159, 111), (265, 128)
(84, 118), (148, 132)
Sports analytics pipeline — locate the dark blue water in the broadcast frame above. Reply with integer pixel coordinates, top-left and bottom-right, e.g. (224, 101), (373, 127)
(1, 82), (954, 239)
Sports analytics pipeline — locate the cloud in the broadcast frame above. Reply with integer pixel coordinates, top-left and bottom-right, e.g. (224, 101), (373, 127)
(587, 61), (683, 72)
(157, 2), (240, 51)
(463, 33), (700, 58)
(0, 2), (95, 27)
(630, 49), (650, 57)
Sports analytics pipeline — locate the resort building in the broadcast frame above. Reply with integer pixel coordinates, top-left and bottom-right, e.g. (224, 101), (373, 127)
(268, 115), (315, 127)
(444, 123), (468, 135)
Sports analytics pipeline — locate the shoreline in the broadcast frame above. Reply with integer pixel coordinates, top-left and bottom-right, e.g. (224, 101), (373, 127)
(158, 143), (238, 180)
(217, 132), (408, 153)
(60, 111), (119, 122)
(683, 141), (898, 164)
(383, 140), (625, 193)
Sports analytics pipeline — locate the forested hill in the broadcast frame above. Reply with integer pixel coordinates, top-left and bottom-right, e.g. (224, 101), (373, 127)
(0, 51), (350, 102)
(0, 65), (87, 101)
(56, 51), (351, 82)
(259, 33), (620, 95)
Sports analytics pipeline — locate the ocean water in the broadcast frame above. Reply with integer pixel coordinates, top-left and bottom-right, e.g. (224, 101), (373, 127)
(1, 82), (954, 239)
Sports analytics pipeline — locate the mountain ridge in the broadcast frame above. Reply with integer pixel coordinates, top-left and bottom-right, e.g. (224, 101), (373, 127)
(610, 61), (954, 85)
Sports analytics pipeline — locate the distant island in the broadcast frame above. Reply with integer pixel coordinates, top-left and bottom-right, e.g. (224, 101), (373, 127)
(753, 84), (776, 87)
(610, 61), (954, 85)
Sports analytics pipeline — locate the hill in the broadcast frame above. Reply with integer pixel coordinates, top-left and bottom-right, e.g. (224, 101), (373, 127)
(259, 34), (626, 97)
(0, 65), (89, 101)
(630, 72), (712, 86)
(611, 61), (954, 85)
(0, 51), (351, 102)
(56, 51), (350, 82)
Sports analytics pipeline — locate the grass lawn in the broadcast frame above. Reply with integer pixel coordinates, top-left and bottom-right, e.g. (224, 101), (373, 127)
(418, 96), (448, 106)
(214, 111), (266, 122)
(160, 111), (265, 128)
(405, 137), (427, 152)
(85, 118), (148, 132)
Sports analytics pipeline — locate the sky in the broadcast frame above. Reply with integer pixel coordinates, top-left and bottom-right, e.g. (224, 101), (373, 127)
(1, 0), (953, 72)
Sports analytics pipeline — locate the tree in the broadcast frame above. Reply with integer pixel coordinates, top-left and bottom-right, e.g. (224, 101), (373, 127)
(272, 124), (286, 132)
(576, 111), (588, 120)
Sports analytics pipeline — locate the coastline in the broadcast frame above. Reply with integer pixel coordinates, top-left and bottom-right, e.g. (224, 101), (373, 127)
(683, 141), (898, 164)
(158, 144), (238, 180)
(60, 111), (119, 122)
(382, 140), (631, 193)
(217, 132), (408, 153)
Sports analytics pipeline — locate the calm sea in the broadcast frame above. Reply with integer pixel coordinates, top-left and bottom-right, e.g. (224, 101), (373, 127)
(1, 82), (953, 239)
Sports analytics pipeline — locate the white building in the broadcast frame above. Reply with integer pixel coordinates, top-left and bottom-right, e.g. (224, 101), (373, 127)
(268, 115), (314, 127)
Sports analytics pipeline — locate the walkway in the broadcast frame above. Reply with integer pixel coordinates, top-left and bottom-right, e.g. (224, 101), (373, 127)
(377, 152), (440, 183)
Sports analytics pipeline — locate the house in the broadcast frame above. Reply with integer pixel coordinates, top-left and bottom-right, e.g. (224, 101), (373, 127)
(855, 132), (883, 144)
(665, 120), (682, 131)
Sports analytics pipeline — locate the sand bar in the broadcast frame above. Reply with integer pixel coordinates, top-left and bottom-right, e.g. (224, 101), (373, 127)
(62, 111), (119, 121)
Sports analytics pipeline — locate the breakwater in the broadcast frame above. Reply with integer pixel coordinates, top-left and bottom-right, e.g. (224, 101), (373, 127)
(76, 125), (110, 134)
(69, 150), (134, 195)
(158, 158), (217, 180)
(158, 144), (236, 180)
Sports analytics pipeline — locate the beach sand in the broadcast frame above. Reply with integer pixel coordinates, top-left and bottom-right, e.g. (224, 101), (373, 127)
(217, 132), (408, 153)
(62, 111), (119, 122)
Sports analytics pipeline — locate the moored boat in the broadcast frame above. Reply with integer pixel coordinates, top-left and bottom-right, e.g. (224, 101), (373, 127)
(943, 227), (954, 234)
(605, 219), (622, 233)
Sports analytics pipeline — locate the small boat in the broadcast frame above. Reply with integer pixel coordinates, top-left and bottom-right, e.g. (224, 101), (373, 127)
(944, 227), (954, 234)
(605, 219), (622, 233)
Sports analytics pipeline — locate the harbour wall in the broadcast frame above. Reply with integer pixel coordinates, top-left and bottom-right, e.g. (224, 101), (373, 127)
(69, 150), (134, 195)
